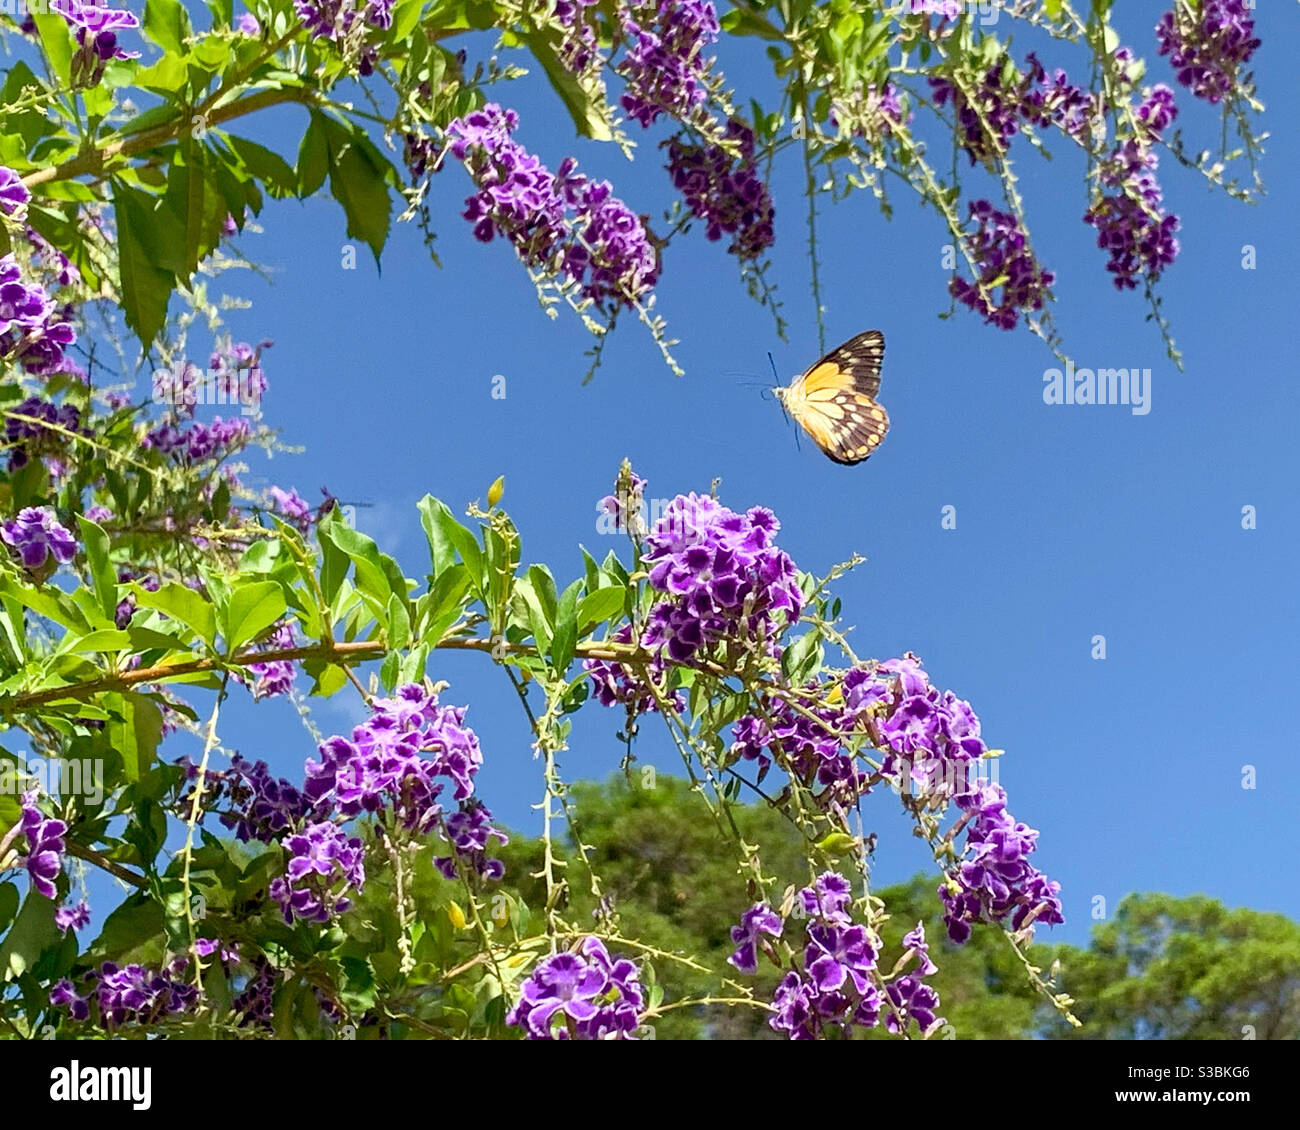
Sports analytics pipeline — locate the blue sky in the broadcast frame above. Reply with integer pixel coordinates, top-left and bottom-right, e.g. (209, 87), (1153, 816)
(148, 1), (1298, 948)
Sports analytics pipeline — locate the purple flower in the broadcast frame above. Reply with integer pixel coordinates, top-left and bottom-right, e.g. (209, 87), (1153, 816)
(302, 685), (502, 874)
(49, 979), (90, 1021)
(446, 105), (658, 308)
(665, 119), (775, 260)
(727, 903), (783, 973)
(67, 960), (200, 1028)
(1156, 0), (1259, 104)
(930, 66), (1022, 166)
(267, 486), (313, 533)
(2, 507), (78, 571)
(53, 0), (141, 85)
(269, 821), (366, 924)
(507, 936), (646, 1039)
(4, 396), (82, 471)
(902, 920), (937, 976)
(1136, 84), (1179, 137)
(949, 200), (1054, 330)
(639, 491), (802, 663)
(144, 416), (252, 463)
(294, 0), (391, 41)
(433, 799), (509, 881)
(0, 166), (30, 216)
(26, 227), (81, 288)
(939, 782), (1064, 944)
(207, 752), (311, 844)
(20, 791), (65, 899)
(243, 620), (297, 700)
(768, 873), (881, 1040)
(236, 12), (260, 35)
(55, 900), (92, 933)
(616, 1), (719, 128)
(1084, 143), (1180, 290)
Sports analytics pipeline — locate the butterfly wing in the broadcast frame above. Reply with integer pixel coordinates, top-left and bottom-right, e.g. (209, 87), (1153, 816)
(785, 331), (889, 465)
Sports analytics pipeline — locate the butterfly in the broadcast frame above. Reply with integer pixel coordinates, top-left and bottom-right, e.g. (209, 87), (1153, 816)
(773, 330), (889, 465)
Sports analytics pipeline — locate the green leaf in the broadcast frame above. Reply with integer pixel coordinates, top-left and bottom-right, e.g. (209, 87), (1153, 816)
(143, 0), (193, 56)
(0, 892), (60, 979)
(223, 581), (287, 652)
(391, 0), (425, 40)
(418, 495), (457, 578)
(314, 111), (393, 263)
(780, 632), (823, 684)
(0, 883), (17, 935)
(549, 580), (581, 673)
(386, 593), (411, 650)
(577, 586), (625, 634)
(527, 564), (558, 628)
(108, 692), (164, 782)
(297, 114), (329, 196)
(225, 133), (298, 198)
(32, 13), (74, 86)
(319, 518), (392, 608)
(135, 582), (216, 644)
(523, 31), (613, 141)
(76, 515), (117, 621)
(112, 181), (177, 348)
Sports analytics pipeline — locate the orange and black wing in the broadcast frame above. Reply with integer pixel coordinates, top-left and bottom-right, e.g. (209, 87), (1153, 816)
(789, 331), (889, 465)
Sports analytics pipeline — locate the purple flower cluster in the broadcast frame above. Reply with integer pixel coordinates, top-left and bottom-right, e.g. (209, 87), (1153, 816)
(446, 105), (659, 308)
(2, 507), (77, 571)
(665, 118), (775, 261)
(403, 133), (441, 182)
(0, 254), (76, 374)
(211, 753), (311, 844)
(939, 782), (1064, 944)
(860, 655), (988, 800)
(210, 339), (269, 406)
(269, 820), (366, 924)
(144, 416), (252, 463)
(552, 0), (599, 72)
(507, 936), (646, 1039)
(294, 0), (392, 71)
(727, 903), (782, 973)
(266, 486), (314, 533)
(26, 227), (81, 288)
(933, 52), (1100, 165)
(949, 200), (1055, 330)
(1084, 141), (1180, 291)
(884, 921), (944, 1035)
(640, 492), (802, 663)
(0, 166), (29, 216)
(769, 874), (882, 1040)
(244, 620), (297, 700)
(19, 791), (65, 899)
(616, 0), (719, 128)
(584, 622), (683, 716)
(5, 396), (82, 470)
(306, 684), (507, 875)
(114, 569), (159, 629)
(434, 799), (508, 881)
(50, 959), (199, 1028)
(1019, 53), (1096, 140)
(232, 957), (277, 1028)
(729, 680), (870, 802)
(52, 0), (140, 86)
(1155, 0), (1259, 104)
(55, 899), (92, 933)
